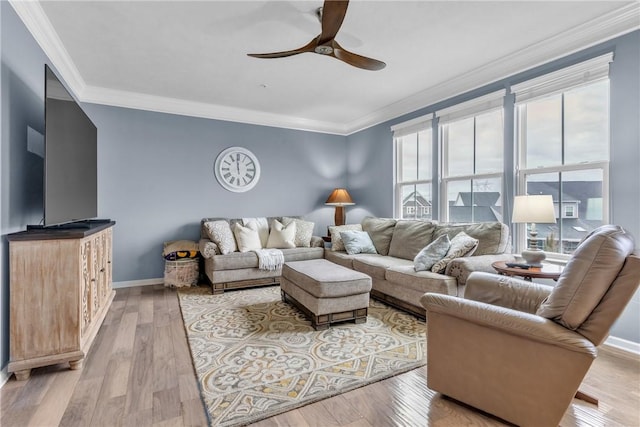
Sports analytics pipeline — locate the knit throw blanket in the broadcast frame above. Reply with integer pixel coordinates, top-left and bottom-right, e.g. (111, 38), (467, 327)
(254, 248), (284, 271)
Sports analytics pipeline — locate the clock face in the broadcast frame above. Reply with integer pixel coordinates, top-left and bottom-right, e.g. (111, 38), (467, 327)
(214, 147), (261, 192)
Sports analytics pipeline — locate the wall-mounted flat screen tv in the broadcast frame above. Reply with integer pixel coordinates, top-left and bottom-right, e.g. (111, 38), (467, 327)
(44, 65), (98, 226)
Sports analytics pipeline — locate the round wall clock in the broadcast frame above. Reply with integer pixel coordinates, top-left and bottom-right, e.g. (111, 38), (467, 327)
(214, 147), (261, 193)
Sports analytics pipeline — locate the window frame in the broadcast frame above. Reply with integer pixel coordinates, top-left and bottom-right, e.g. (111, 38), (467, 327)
(393, 115), (434, 220)
(439, 107), (505, 223)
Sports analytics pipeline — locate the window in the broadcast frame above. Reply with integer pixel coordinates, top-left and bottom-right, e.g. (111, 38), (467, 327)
(438, 90), (505, 223)
(393, 115), (433, 220)
(514, 53), (612, 257)
(564, 205), (575, 218)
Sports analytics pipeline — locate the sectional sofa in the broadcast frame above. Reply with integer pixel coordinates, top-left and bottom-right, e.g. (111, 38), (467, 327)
(199, 215), (515, 318)
(324, 217), (516, 318)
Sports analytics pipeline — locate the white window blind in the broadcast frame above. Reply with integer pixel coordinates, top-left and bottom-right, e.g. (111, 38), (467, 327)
(435, 89), (506, 125)
(391, 113), (433, 138)
(512, 52), (614, 104)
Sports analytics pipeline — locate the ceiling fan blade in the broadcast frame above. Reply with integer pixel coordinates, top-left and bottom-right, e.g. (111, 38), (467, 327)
(331, 40), (386, 71)
(318, 0), (349, 44)
(247, 39), (316, 59)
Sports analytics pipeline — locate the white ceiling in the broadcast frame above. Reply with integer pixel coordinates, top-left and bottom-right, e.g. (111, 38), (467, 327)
(11, 1), (640, 135)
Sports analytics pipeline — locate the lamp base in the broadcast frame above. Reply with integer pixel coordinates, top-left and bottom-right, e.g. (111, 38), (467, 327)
(334, 206), (346, 226)
(521, 249), (545, 267)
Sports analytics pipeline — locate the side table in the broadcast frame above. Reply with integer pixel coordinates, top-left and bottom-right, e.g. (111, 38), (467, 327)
(491, 261), (563, 282)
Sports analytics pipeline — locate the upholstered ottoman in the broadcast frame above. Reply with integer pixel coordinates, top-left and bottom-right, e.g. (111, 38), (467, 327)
(281, 259), (372, 330)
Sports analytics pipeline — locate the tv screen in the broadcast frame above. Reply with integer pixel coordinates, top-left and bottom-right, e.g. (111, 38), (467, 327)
(44, 65), (98, 226)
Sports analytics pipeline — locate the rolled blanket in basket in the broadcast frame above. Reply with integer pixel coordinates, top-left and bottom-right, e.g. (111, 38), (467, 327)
(254, 248), (284, 271)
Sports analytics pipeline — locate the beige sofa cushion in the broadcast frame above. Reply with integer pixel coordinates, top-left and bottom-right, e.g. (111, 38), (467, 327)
(432, 222), (509, 255)
(388, 220), (437, 260)
(362, 217), (397, 255)
(352, 255), (413, 280)
(211, 247), (324, 270)
(385, 265), (458, 296)
(537, 225), (635, 330)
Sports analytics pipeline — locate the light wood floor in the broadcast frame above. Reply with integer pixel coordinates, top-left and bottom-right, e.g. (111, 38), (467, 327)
(1, 284), (639, 427)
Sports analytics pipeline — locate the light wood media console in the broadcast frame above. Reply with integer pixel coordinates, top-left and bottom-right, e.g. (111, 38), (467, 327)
(7, 221), (115, 380)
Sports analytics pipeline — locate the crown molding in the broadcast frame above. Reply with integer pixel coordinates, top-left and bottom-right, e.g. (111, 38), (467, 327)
(11, 1), (639, 136)
(9, 0), (86, 97)
(81, 86), (349, 135)
(343, 2), (640, 135)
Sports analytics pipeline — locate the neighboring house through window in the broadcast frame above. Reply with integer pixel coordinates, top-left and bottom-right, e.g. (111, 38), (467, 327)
(393, 115), (433, 220)
(437, 90), (505, 223)
(514, 53), (612, 257)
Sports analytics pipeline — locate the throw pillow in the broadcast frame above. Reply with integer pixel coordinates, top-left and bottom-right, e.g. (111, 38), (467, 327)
(340, 230), (377, 255)
(162, 240), (199, 257)
(242, 217), (269, 248)
(266, 220), (296, 249)
(431, 231), (479, 274)
(414, 234), (451, 272)
(329, 224), (362, 252)
(203, 220), (237, 254)
(233, 222), (263, 253)
(282, 217), (315, 247)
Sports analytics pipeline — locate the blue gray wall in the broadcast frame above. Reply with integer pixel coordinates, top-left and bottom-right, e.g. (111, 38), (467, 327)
(346, 31), (640, 342)
(1, 0), (639, 377)
(83, 103), (347, 282)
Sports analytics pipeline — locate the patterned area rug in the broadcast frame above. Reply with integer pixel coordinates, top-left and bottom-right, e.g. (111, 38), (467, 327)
(178, 285), (427, 427)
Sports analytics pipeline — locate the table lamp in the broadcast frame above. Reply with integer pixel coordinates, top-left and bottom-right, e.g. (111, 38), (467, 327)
(325, 188), (355, 226)
(511, 194), (557, 266)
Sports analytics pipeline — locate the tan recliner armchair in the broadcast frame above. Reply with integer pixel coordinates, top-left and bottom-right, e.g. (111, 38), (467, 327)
(420, 225), (639, 427)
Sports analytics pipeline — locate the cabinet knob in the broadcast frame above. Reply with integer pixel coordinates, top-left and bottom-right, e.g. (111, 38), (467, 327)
(100, 268), (105, 273)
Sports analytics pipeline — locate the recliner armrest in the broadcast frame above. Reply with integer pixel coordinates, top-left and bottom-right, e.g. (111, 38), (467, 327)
(445, 253), (517, 287)
(464, 271), (553, 314)
(421, 293), (596, 356)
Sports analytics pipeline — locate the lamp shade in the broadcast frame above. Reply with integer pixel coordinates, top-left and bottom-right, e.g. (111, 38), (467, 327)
(512, 195), (556, 224)
(325, 188), (355, 206)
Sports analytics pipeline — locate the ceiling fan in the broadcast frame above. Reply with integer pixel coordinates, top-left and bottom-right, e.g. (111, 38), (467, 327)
(247, 0), (386, 71)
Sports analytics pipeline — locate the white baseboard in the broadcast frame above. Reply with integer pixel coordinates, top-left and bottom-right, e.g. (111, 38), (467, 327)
(112, 277), (163, 289)
(603, 336), (640, 355)
(0, 365), (10, 389)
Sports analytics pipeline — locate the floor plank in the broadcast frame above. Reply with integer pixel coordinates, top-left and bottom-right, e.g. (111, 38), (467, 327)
(1, 283), (638, 427)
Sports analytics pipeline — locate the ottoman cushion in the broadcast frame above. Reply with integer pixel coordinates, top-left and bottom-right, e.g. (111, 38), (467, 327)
(282, 259), (372, 298)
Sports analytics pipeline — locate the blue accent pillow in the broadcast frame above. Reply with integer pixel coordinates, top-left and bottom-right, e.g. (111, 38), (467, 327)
(414, 234), (451, 271)
(340, 230), (378, 255)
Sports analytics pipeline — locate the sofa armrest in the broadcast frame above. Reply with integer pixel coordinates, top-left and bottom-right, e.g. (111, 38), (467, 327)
(420, 293), (596, 356)
(310, 236), (325, 248)
(445, 253), (517, 287)
(464, 271), (553, 314)
(199, 238), (220, 258)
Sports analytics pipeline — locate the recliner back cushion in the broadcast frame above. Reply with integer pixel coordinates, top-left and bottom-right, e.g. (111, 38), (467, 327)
(388, 220), (437, 260)
(431, 222), (509, 256)
(362, 217), (397, 256)
(536, 225), (635, 330)
(577, 254), (640, 345)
